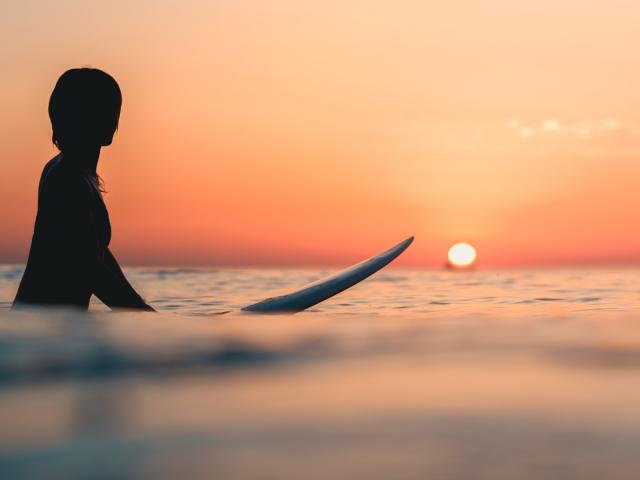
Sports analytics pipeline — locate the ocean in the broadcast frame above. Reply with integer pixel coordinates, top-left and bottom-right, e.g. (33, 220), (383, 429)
(1, 266), (640, 479)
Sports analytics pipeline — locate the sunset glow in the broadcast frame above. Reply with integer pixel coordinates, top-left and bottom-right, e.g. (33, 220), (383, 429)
(2, 1), (640, 267)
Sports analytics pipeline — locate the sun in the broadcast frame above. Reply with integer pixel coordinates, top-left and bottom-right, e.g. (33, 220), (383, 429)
(448, 243), (477, 267)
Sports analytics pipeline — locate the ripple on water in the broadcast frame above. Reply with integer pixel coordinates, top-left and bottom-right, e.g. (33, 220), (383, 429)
(0, 266), (636, 317)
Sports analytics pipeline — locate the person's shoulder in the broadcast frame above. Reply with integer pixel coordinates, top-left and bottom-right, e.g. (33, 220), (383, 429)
(40, 156), (90, 198)
(42, 155), (61, 173)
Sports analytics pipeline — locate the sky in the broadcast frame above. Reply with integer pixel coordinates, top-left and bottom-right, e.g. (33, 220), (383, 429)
(2, 0), (640, 267)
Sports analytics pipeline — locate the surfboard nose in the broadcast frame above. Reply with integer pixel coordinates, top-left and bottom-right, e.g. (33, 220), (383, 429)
(401, 236), (414, 247)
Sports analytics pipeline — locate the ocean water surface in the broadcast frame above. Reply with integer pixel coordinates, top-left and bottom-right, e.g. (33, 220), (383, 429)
(1, 266), (640, 479)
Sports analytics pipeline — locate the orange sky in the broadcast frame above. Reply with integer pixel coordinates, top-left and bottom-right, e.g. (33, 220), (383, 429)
(2, 0), (640, 267)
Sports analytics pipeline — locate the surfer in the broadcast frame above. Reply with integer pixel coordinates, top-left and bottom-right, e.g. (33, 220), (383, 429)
(13, 68), (154, 311)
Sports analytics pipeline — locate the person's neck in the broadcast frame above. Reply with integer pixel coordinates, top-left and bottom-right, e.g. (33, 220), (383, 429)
(61, 144), (102, 174)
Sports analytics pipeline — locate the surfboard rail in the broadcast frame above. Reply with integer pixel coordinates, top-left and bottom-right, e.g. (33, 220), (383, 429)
(241, 236), (414, 314)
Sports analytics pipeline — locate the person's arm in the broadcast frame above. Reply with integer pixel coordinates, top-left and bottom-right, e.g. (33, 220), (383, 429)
(93, 249), (155, 311)
(43, 172), (154, 311)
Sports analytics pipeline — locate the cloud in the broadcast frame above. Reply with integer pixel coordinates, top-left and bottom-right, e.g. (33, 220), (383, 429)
(506, 118), (629, 140)
(542, 119), (560, 132)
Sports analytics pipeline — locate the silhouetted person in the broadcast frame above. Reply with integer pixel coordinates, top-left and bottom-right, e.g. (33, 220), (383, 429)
(13, 68), (154, 311)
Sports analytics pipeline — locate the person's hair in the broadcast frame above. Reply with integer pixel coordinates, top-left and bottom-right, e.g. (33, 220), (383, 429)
(48, 68), (122, 152)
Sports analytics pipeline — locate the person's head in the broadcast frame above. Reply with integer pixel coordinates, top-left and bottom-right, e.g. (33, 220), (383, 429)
(48, 68), (121, 152)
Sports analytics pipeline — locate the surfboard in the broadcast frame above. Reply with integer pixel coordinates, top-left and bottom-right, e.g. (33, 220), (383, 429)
(241, 236), (414, 313)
